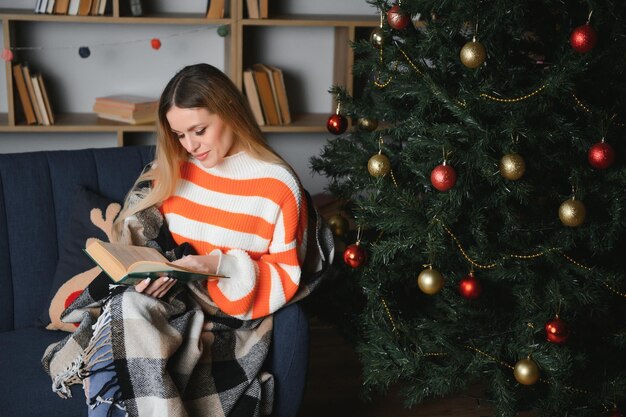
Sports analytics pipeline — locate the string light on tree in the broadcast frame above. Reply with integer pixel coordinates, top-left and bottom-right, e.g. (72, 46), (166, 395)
(570, 11), (598, 53)
(417, 265), (444, 295)
(544, 315), (569, 344)
(513, 357), (540, 385)
(387, 2), (411, 30)
(588, 138), (615, 169)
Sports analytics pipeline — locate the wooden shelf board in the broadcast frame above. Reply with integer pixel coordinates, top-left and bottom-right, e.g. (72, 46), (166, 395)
(260, 113), (330, 133)
(243, 15), (378, 27)
(0, 113), (156, 133)
(0, 9), (228, 25)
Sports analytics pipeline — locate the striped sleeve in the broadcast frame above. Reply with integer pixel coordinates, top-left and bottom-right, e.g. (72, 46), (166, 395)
(205, 185), (308, 320)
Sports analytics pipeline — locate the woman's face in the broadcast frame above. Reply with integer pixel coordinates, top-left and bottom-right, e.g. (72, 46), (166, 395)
(166, 106), (241, 169)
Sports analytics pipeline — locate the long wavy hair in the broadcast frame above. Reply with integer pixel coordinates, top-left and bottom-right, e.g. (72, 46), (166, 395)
(112, 63), (288, 240)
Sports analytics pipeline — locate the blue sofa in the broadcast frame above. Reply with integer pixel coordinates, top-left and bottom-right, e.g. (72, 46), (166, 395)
(0, 146), (309, 417)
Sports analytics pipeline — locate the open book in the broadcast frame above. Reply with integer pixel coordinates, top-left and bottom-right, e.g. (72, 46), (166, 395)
(84, 240), (227, 285)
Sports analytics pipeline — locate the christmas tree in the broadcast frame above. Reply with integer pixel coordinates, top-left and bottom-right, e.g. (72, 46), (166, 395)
(311, 0), (626, 415)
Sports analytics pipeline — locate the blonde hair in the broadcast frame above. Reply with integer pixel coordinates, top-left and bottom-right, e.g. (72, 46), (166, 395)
(113, 63), (289, 240)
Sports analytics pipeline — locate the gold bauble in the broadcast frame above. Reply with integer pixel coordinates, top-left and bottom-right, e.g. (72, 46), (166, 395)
(327, 213), (349, 237)
(357, 117), (379, 132)
(417, 267), (444, 295)
(370, 27), (385, 48)
(513, 357), (540, 385)
(558, 198), (586, 227)
(460, 40), (487, 68)
(368, 153), (391, 177)
(499, 153), (526, 180)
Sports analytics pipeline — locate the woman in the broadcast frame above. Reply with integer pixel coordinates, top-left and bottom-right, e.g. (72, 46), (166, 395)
(115, 63), (309, 318)
(46, 63), (331, 417)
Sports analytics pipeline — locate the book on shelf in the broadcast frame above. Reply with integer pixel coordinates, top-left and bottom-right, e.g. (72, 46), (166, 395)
(46, 0), (56, 14)
(30, 73), (50, 126)
(259, 0), (268, 18)
(90, 0), (100, 15)
(206, 0), (225, 19)
(245, 0), (259, 18)
(97, 0), (108, 15)
(35, 0), (49, 14)
(12, 64), (37, 125)
(22, 64), (44, 125)
(93, 94), (158, 124)
(36, 73), (55, 125)
(242, 69), (265, 126)
(129, 0), (143, 16)
(265, 64), (291, 124)
(53, 0), (70, 14)
(77, 0), (92, 16)
(251, 64), (280, 125)
(68, 0), (80, 15)
(84, 240), (228, 285)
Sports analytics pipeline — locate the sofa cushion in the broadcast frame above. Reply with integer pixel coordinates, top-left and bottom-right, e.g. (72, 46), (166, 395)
(0, 327), (87, 416)
(41, 186), (121, 332)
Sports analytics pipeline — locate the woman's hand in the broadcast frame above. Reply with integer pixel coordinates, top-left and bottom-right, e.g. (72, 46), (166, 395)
(171, 254), (220, 277)
(135, 276), (177, 298)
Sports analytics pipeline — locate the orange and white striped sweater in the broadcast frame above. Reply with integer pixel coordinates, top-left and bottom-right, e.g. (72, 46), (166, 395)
(160, 151), (308, 320)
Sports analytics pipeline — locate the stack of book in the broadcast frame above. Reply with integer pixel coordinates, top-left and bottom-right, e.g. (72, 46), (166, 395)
(12, 63), (55, 126)
(34, 0), (109, 16)
(243, 64), (291, 127)
(93, 95), (158, 125)
(245, 0), (268, 19)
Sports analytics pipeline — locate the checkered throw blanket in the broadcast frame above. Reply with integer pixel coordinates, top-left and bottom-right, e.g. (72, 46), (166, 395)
(42, 190), (334, 417)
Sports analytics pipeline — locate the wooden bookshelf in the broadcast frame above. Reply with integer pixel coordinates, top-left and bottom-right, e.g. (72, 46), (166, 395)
(1, 1), (379, 145)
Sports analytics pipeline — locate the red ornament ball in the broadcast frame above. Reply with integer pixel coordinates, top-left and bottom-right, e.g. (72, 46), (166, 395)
(151, 38), (162, 50)
(430, 163), (457, 192)
(544, 316), (569, 344)
(608, 410), (624, 417)
(570, 24), (597, 53)
(588, 141), (615, 169)
(387, 5), (411, 30)
(327, 114), (348, 135)
(459, 272), (481, 299)
(343, 243), (367, 268)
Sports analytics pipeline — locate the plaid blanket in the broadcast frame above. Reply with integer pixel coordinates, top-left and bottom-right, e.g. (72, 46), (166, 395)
(42, 190), (334, 417)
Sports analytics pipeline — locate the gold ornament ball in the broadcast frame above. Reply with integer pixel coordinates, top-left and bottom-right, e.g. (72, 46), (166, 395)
(513, 358), (540, 385)
(368, 153), (391, 177)
(357, 117), (379, 132)
(499, 153), (526, 180)
(327, 213), (349, 237)
(460, 40), (487, 68)
(558, 199), (586, 227)
(370, 27), (385, 48)
(417, 268), (444, 295)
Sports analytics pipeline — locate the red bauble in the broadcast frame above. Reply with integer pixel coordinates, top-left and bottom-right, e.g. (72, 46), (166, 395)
(570, 24), (597, 53)
(608, 410), (624, 417)
(430, 163), (457, 192)
(387, 5), (411, 30)
(544, 316), (569, 344)
(459, 272), (481, 299)
(588, 141), (615, 169)
(327, 114), (348, 135)
(343, 243), (367, 268)
(151, 38), (162, 50)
